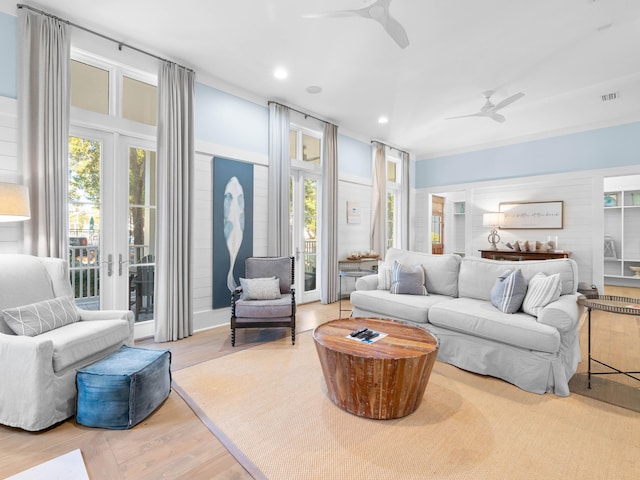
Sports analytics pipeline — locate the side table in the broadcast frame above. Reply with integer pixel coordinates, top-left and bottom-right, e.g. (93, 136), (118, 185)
(578, 295), (640, 388)
(339, 269), (375, 318)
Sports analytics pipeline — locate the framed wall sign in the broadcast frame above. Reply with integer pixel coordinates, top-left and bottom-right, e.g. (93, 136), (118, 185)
(499, 201), (563, 229)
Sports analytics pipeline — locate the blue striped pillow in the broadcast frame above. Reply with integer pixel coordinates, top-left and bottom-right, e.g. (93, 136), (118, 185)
(389, 261), (428, 295)
(491, 269), (526, 313)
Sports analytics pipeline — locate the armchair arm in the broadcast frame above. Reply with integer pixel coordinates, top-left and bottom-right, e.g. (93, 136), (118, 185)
(78, 309), (135, 346)
(0, 334), (55, 429)
(537, 294), (584, 333)
(355, 274), (378, 291)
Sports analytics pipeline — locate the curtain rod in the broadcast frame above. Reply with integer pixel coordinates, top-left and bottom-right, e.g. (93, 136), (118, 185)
(371, 140), (409, 156)
(16, 3), (194, 73)
(268, 101), (336, 128)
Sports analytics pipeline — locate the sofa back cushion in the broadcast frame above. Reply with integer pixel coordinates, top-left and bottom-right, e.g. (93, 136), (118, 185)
(0, 255), (57, 335)
(458, 256), (578, 302)
(383, 248), (461, 297)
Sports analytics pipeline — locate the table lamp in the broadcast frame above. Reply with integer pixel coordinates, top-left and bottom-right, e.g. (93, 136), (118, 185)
(482, 212), (504, 250)
(0, 182), (31, 222)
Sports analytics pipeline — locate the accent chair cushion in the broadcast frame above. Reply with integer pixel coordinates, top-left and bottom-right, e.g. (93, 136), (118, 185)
(522, 272), (562, 317)
(390, 261), (428, 295)
(234, 294), (293, 319)
(240, 277), (281, 300)
(2, 296), (79, 336)
(491, 269), (527, 313)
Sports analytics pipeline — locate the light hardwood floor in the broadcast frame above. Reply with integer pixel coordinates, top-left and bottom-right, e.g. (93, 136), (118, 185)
(1, 287), (638, 479)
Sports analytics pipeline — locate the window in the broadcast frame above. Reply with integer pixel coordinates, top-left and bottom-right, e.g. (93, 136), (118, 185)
(70, 60), (109, 115)
(289, 125), (323, 303)
(122, 76), (157, 126)
(70, 56), (157, 125)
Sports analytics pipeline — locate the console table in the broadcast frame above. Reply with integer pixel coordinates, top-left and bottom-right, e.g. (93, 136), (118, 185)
(479, 250), (570, 261)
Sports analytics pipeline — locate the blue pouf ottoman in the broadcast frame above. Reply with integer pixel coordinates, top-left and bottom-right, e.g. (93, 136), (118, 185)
(76, 346), (171, 429)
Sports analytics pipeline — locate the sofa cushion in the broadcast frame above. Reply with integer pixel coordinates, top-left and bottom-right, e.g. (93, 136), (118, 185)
(37, 319), (132, 372)
(429, 298), (561, 353)
(522, 273), (562, 317)
(240, 277), (281, 300)
(490, 269), (526, 313)
(383, 248), (460, 297)
(350, 290), (452, 324)
(458, 257), (578, 301)
(390, 261), (428, 295)
(2, 296), (79, 336)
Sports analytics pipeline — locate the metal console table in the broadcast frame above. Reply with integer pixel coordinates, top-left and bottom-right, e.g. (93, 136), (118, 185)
(578, 295), (640, 388)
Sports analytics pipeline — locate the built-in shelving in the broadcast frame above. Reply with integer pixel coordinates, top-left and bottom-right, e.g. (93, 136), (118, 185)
(604, 186), (640, 285)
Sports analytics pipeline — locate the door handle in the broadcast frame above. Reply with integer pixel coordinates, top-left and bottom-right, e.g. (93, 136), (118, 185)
(119, 253), (129, 276)
(106, 254), (113, 277)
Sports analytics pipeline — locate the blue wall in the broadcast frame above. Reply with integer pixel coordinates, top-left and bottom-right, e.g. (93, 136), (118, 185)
(195, 83), (269, 155)
(0, 12), (17, 99)
(415, 122), (640, 188)
(338, 134), (371, 178)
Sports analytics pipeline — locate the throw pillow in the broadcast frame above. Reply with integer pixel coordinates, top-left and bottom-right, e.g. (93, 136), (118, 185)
(377, 261), (392, 290)
(490, 269), (526, 313)
(522, 272), (562, 317)
(390, 261), (428, 295)
(240, 277), (281, 300)
(2, 296), (79, 336)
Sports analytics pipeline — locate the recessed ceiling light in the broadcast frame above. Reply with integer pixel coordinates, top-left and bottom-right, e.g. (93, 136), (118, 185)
(306, 85), (322, 94)
(274, 68), (288, 80)
(378, 116), (389, 124)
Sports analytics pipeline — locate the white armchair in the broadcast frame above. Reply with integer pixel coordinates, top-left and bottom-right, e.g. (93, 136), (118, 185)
(0, 254), (134, 431)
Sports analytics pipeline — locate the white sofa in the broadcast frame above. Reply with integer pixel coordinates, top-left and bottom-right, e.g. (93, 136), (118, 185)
(0, 254), (134, 431)
(350, 248), (583, 396)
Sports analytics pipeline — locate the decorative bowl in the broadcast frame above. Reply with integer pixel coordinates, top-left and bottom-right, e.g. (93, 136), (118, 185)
(629, 266), (640, 277)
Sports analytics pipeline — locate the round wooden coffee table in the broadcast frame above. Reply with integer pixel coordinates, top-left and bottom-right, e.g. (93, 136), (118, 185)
(313, 317), (439, 419)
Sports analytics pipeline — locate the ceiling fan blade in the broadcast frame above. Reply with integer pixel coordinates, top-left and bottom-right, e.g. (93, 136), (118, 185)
(445, 113), (484, 120)
(382, 14), (410, 49)
(493, 92), (525, 111)
(302, 11), (360, 19)
(489, 113), (506, 123)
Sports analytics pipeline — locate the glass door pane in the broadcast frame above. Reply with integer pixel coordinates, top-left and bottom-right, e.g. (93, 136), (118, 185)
(128, 147), (157, 322)
(68, 136), (102, 309)
(303, 177), (318, 294)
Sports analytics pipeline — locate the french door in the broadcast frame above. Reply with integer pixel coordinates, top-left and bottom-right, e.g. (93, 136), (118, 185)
(290, 171), (321, 303)
(68, 127), (156, 333)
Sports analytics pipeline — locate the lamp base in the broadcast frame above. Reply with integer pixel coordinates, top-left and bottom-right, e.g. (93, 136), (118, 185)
(487, 228), (501, 250)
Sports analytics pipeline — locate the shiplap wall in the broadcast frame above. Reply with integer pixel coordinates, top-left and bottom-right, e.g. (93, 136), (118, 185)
(414, 170), (598, 287)
(0, 97), (23, 253)
(192, 144), (269, 330)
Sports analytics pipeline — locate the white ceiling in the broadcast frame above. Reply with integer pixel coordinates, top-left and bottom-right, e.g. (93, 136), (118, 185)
(11, 0), (640, 158)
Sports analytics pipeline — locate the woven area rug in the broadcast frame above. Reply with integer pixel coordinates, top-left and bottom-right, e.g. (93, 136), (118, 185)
(173, 332), (640, 480)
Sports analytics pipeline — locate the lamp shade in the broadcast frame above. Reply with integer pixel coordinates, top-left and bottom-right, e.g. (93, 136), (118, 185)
(0, 183), (31, 222)
(482, 212), (504, 228)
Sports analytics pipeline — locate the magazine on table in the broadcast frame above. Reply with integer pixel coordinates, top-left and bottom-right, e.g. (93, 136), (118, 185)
(346, 328), (388, 344)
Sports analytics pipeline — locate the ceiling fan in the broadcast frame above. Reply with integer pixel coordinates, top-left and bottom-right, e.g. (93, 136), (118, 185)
(446, 91), (525, 123)
(303, 0), (409, 49)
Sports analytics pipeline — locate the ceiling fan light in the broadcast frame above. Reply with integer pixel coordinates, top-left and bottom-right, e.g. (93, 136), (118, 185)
(378, 116), (389, 124)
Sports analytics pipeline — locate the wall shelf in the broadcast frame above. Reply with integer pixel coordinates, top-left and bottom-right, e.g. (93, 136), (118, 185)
(604, 188), (640, 284)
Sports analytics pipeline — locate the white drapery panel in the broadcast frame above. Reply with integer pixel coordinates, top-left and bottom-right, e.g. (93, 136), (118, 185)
(401, 150), (410, 250)
(371, 142), (387, 258)
(154, 62), (195, 342)
(18, 9), (70, 258)
(267, 103), (291, 257)
(321, 123), (339, 304)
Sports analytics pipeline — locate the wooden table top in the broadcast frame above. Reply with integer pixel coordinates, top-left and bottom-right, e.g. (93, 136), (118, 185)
(313, 317), (438, 359)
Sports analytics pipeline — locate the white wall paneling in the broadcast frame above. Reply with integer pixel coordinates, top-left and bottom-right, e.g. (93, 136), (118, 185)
(0, 97), (24, 253)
